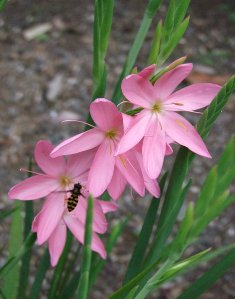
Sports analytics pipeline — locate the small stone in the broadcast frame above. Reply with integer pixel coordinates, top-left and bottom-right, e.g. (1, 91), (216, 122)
(46, 74), (64, 101)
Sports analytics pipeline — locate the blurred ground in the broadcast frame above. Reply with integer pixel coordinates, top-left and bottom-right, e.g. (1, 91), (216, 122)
(0, 0), (235, 298)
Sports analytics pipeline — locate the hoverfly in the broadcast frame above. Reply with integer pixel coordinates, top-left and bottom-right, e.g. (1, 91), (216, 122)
(66, 182), (84, 212)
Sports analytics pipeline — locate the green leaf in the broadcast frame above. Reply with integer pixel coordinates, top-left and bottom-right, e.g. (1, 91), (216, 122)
(148, 20), (163, 65)
(109, 243), (235, 299)
(0, 0), (8, 11)
(177, 248), (235, 299)
(168, 202), (194, 257)
(194, 167), (218, 218)
(158, 16), (189, 65)
(145, 178), (192, 266)
(123, 173), (167, 283)
(17, 159), (34, 299)
(196, 76), (235, 139)
(112, 0), (163, 103)
(145, 76), (235, 266)
(2, 201), (23, 299)
(48, 232), (73, 299)
(217, 136), (235, 174)
(28, 249), (50, 299)
(125, 286), (139, 299)
(135, 249), (210, 299)
(89, 217), (128, 290)
(77, 195), (94, 299)
(0, 233), (36, 278)
(0, 207), (19, 220)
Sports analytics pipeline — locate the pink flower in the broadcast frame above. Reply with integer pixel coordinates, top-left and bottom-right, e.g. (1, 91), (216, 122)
(8, 140), (117, 266)
(51, 99), (146, 199)
(116, 63), (221, 179)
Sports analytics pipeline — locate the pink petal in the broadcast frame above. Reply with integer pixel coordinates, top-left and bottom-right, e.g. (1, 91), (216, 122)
(88, 140), (116, 197)
(121, 74), (155, 108)
(116, 111), (151, 155)
(165, 143), (174, 156)
(73, 197), (108, 234)
(122, 113), (132, 132)
(107, 167), (127, 200)
(160, 111), (211, 158)
(164, 83), (221, 111)
(34, 140), (66, 177)
(48, 220), (67, 267)
(35, 192), (65, 245)
(66, 149), (96, 179)
(8, 175), (59, 200)
(98, 200), (118, 214)
(64, 215), (107, 259)
(136, 152), (160, 198)
(154, 63), (193, 99)
(142, 120), (166, 179)
(138, 64), (156, 79)
(116, 151), (145, 197)
(50, 128), (104, 157)
(90, 98), (123, 131)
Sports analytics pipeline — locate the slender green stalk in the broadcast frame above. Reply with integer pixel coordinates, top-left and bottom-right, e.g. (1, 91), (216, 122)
(28, 249), (50, 299)
(77, 196), (94, 299)
(17, 159), (34, 299)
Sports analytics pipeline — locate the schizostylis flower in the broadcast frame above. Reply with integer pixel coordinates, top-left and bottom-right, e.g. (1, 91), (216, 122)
(51, 99), (159, 199)
(8, 140), (117, 266)
(116, 62), (221, 179)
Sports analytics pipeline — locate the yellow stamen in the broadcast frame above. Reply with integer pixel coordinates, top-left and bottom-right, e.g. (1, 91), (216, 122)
(105, 130), (116, 140)
(59, 175), (72, 188)
(151, 102), (162, 113)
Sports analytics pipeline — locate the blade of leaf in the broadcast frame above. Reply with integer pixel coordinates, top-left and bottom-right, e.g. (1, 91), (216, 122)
(112, 0), (163, 103)
(0, 0), (7, 10)
(89, 217), (128, 290)
(2, 200), (23, 299)
(48, 231), (73, 299)
(0, 232), (36, 278)
(0, 207), (19, 220)
(123, 173), (168, 283)
(145, 178), (192, 265)
(177, 248), (235, 299)
(147, 20), (162, 65)
(28, 249), (50, 299)
(145, 76), (235, 266)
(17, 158), (34, 299)
(76, 195), (94, 299)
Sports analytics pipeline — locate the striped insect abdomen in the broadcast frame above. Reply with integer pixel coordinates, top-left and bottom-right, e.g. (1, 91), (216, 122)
(67, 183), (83, 212)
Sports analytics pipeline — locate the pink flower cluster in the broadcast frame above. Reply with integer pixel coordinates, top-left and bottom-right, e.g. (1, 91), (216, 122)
(8, 60), (220, 266)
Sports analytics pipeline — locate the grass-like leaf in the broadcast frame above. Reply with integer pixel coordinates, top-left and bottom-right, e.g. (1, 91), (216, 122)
(0, 207), (19, 220)
(77, 195), (94, 299)
(0, 0), (7, 10)
(123, 173), (167, 283)
(177, 248), (235, 299)
(0, 233), (36, 278)
(48, 232), (73, 299)
(17, 159), (34, 299)
(146, 76), (235, 266)
(28, 249), (50, 299)
(2, 201), (23, 299)
(112, 0), (163, 103)
(89, 217), (128, 290)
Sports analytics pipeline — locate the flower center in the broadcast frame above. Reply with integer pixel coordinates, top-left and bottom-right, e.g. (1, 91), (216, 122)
(59, 175), (72, 188)
(105, 129), (116, 140)
(151, 102), (162, 113)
